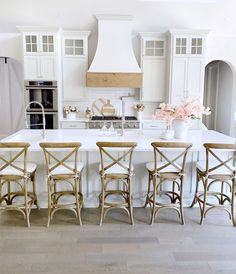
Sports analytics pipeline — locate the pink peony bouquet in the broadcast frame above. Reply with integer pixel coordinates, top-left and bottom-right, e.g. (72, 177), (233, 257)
(154, 98), (211, 124)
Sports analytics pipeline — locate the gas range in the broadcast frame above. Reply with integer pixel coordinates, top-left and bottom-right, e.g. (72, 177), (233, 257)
(88, 116), (140, 129)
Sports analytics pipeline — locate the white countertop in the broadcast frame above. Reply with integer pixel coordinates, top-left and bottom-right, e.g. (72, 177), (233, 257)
(2, 129), (235, 152)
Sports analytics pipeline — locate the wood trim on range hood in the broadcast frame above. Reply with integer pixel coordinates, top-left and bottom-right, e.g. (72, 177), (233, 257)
(86, 72), (143, 88)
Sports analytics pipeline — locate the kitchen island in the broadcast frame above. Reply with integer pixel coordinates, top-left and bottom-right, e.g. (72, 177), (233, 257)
(2, 129), (235, 207)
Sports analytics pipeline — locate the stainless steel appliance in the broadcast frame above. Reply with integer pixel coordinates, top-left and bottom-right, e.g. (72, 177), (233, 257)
(26, 112), (58, 129)
(88, 116), (139, 129)
(25, 80), (58, 129)
(25, 80), (58, 112)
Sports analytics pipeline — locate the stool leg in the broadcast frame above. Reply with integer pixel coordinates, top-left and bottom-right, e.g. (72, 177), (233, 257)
(24, 178), (30, 228)
(150, 176), (157, 225)
(200, 178), (207, 225)
(144, 173), (151, 208)
(99, 178), (105, 226)
(179, 177), (185, 225)
(47, 178), (52, 227)
(32, 172), (40, 210)
(75, 176), (82, 226)
(232, 178), (235, 226)
(127, 178), (134, 225)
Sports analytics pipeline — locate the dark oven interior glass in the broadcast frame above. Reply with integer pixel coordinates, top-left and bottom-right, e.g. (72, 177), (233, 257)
(29, 113), (55, 129)
(29, 89), (54, 109)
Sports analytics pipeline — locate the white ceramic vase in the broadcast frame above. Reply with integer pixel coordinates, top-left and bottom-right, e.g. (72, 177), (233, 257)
(67, 112), (77, 120)
(172, 119), (189, 139)
(137, 111), (143, 121)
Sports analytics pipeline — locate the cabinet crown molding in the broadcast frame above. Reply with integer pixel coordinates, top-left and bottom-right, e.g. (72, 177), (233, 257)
(62, 30), (91, 37)
(139, 32), (168, 39)
(168, 29), (210, 35)
(17, 26), (60, 33)
(95, 14), (133, 21)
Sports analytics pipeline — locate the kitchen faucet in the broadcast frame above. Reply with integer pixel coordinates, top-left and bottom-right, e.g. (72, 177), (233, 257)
(24, 101), (46, 138)
(120, 93), (135, 136)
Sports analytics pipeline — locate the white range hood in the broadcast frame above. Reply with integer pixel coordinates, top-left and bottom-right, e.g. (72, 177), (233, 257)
(86, 15), (143, 88)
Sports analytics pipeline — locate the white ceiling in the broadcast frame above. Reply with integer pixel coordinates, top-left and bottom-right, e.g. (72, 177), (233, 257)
(0, 0), (235, 35)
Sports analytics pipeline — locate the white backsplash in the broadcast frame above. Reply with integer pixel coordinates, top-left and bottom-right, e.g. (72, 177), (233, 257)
(62, 88), (160, 119)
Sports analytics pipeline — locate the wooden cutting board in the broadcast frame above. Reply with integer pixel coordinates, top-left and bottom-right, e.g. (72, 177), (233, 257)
(91, 98), (116, 116)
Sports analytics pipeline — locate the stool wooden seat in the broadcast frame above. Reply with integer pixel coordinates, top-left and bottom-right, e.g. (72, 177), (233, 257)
(144, 142), (192, 225)
(40, 142), (83, 227)
(0, 142), (39, 227)
(96, 142), (137, 225)
(190, 143), (236, 225)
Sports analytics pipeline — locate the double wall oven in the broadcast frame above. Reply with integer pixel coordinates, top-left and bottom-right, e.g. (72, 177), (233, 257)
(25, 80), (58, 129)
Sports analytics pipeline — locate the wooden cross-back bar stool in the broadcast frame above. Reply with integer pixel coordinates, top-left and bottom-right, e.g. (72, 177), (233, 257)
(96, 142), (137, 225)
(40, 142), (83, 227)
(0, 142), (39, 227)
(190, 143), (236, 225)
(144, 142), (192, 225)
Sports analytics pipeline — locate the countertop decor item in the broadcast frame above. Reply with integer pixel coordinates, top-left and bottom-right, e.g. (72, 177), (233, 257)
(85, 107), (92, 119)
(154, 98), (211, 139)
(154, 103), (175, 139)
(101, 99), (116, 116)
(63, 106), (80, 120)
(134, 103), (145, 121)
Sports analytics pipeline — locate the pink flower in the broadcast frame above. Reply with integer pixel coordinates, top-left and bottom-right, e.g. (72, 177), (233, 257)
(153, 98), (211, 124)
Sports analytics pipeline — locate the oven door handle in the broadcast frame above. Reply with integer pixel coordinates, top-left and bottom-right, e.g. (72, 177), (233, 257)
(25, 87), (57, 90)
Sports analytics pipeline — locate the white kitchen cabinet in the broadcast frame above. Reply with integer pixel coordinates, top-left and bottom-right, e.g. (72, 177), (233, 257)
(24, 55), (57, 80)
(139, 33), (167, 102)
(62, 31), (91, 101)
(18, 27), (59, 80)
(168, 29), (209, 104)
(61, 121), (87, 129)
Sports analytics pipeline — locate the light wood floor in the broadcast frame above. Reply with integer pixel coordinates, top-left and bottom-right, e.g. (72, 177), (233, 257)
(0, 207), (236, 274)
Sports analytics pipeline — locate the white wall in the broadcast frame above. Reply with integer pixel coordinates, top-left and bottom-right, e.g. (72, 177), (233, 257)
(0, 33), (22, 62)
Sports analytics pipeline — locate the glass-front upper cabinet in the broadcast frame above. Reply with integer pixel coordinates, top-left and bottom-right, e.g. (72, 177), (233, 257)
(174, 36), (204, 56)
(64, 39), (84, 56)
(144, 39), (165, 57)
(42, 35), (54, 53)
(191, 38), (203, 55)
(23, 33), (56, 54)
(25, 35), (38, 53)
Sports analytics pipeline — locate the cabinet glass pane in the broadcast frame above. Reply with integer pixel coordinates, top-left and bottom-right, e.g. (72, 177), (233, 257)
(75, 40), (83, 47)
(65, 48), (73, 55)
(155, 49), (164, 56)
(32, 44), (37, 52)
(42, 36), (47, 43)
(43, 45), (47, 52)
(182, 47), (187, 54)
(26, 44), (31, 52)
(145, 49), (155, 56)
(75, 48), (83, 55)
(191, 47), (196, 54)
(197, 47), (202, 54)
(155, 41), (164, 48)
(175, 38), (187, 55)
(32, 36), (37, 43)
(25, 36), (30, 43)
(49, 45), (54, 52)
(65, 39), (73, 47)
(146, 41), (154, 48)
(176, 38), (181, 46)
(48, 36), (53, 43)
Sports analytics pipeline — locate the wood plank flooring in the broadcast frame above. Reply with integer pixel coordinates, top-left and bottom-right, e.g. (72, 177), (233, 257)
(0, 208), (236, 274)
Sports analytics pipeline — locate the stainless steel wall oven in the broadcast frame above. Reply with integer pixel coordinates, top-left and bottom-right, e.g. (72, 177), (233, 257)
(25, 80), (58, 129)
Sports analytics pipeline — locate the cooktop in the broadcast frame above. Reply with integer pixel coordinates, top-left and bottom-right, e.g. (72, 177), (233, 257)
(91, 116), (138, 121)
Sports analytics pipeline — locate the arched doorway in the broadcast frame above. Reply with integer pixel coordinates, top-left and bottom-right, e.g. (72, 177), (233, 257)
(203, 60), (235, 137)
